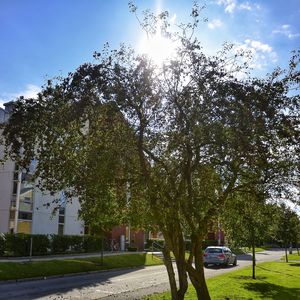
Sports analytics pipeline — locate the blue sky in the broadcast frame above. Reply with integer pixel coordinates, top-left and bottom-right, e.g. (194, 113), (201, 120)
(0, 0), (299, 106)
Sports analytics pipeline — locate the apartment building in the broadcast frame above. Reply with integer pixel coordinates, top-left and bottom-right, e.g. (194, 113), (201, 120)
(0, 102), (84, 235)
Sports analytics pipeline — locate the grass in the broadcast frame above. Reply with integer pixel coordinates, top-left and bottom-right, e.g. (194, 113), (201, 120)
(241, 246), (270, 253)
(281, 253), (300, 261)
(146, 261), (300, 299)
(0, 253), (163, 281)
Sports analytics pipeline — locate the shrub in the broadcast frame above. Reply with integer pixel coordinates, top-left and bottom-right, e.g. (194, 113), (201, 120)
(202, 239), (218, 249)
(4, 233), (31, 256)
(0, 234), (5, 256)
(82, 235), (105, 252)
(1, 233), (108, 256)
(31, 234), (50, 255)
(50, 235), (72, 254)
(145, 239), (165, 250)
(127, 246), (137, 252)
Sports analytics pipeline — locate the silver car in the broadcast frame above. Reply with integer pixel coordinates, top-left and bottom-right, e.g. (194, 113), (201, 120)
(203, 246), (237, 267)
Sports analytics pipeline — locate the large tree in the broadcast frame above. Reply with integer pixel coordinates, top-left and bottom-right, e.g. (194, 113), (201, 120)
(1, 5), (299, 299)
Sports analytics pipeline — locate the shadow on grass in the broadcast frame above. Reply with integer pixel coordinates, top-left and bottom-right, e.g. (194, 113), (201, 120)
(289, 263), (300, 267)
(232, 275), (267, 280)
(243, 282), (300, 299)
(205, 264), (237, 270)
(256, 265), (300, 278)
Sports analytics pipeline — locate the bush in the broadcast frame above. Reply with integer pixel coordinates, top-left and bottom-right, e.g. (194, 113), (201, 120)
(0, 233), (108, 256)
(50, 235), (78, 254)
(202, 239), (218, 249)
(0, 234), (5, 256)
(145, 239), (165, 250)
(31, 235), (50, 255)
(4, 233), (31, 256)
(127, 246), (137, 252)
(82, 235), (106, 252)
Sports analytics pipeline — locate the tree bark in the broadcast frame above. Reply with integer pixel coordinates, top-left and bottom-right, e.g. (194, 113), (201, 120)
(285, 242), (288, 262)
(174, 231), (188, 299)
(162, 246), (178, 300)
(252, 242), (256, 279)
(186, 236), (211, 300)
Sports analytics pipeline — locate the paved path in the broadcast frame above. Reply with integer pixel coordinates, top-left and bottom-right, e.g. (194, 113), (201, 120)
(0, 249), (287, 300)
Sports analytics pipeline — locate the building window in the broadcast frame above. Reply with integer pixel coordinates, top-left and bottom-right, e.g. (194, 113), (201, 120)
(58, 224), (64, 235)
(59, 215), (65, 224)
(13, 172), (19, 180)
(18, 221), (32, 234)
(18, 211), (32, 220)
(12, 181), (18, 195)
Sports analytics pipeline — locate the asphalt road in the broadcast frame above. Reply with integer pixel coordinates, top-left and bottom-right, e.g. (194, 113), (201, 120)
(0, 249), (286, 300)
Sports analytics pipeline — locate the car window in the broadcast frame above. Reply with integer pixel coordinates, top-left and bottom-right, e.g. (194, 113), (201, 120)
(206, 248), (222, 253)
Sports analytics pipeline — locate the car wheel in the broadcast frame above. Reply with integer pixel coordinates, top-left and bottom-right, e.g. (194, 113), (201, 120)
(224, 260), (229, 267)
(233, 258), (237, 266)
(204, 263), (208, 268)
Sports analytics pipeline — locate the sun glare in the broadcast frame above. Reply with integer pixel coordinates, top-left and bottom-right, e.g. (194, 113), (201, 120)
(138, 32), (177, 65)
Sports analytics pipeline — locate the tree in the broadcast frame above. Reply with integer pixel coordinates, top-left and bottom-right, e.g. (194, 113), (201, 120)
(1, 5), (299, 299)
(221, 190), (275, 279)
(272, 204), (300, 262)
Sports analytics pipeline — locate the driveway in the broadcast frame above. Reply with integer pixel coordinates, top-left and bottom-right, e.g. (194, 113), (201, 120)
(0, 249), (286, 300)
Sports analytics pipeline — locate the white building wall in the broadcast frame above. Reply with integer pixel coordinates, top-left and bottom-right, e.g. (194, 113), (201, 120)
(31, 189), (60, 235)
(64, 198), (84, 235)
(0, 103), (85, 236)
(0, 158), (14, 233)
(31, 190), (84, 235)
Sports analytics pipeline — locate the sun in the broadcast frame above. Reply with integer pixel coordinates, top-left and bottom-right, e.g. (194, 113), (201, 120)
(138, 32), (177, 65)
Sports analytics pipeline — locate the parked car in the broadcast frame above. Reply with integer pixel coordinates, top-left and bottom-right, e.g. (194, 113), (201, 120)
(203, 246), (237, 267)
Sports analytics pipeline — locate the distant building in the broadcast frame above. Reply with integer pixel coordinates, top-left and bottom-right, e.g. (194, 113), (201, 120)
(0, 102), (84, 235)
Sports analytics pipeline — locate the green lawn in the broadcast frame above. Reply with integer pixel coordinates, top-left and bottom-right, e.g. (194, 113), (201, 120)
(281, 253), (300, 261)
(0, 253), (163, 281)
(242, 247), (270, 253)
(146, 262), (300, 300)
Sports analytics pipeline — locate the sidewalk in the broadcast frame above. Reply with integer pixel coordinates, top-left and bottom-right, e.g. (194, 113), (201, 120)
(0, 251), (145, 262)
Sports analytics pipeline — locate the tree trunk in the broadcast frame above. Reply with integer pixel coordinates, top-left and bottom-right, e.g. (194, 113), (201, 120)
(252, 241), (256, 279)
(186, 236), (211, 300)
(174, 232), (188, 299)
(285, 242), (288, 263)
(162, 247), (178, 300)
(297, 243), (299, 256)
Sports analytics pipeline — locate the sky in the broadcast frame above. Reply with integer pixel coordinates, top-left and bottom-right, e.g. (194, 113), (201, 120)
(0, 0), (299, 107)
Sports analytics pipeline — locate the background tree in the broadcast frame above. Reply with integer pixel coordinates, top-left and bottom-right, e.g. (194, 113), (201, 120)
(221, 189), (275, 279)
(271, 204), (300, 262)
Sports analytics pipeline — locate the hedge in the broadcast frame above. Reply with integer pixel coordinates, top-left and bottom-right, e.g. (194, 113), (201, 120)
(0, 233), (107, 257)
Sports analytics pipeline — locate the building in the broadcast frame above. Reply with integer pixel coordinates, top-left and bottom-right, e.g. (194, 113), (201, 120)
(0, 102), (84, 235)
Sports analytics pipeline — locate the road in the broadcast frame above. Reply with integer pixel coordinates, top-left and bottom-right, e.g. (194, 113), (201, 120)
(0, 249), (285, 300)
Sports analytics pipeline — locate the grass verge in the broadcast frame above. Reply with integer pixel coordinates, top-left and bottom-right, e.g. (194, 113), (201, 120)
(281, 253), (300, 261)
(146, 262), (300, 299)
(0, 253), (163, 281)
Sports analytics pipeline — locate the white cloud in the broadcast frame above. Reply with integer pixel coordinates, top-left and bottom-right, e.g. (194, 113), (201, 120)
(0, 84), (41, 108)
(216, 0), (258, 14)
(245, 39), (272, 53)
(239, 2), (252, 10)
(272, 24), (300, 39)
(234, 39), (277, 70)
(208, 19), (223, 29)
